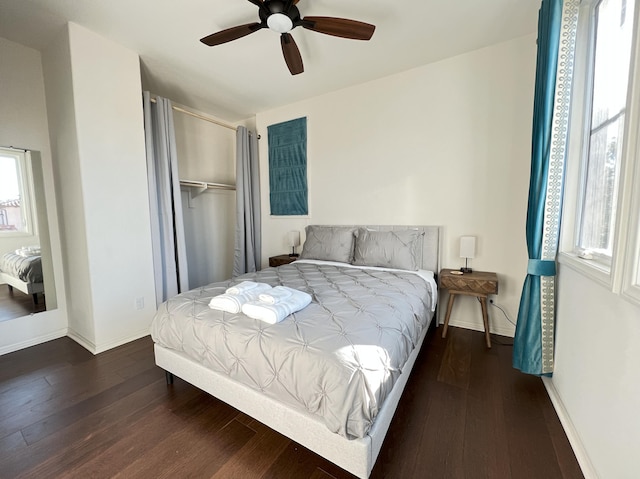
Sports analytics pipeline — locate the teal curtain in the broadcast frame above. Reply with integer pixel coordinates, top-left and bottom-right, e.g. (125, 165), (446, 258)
(268, 117), (308, 215)
(513, 0), (563, 376)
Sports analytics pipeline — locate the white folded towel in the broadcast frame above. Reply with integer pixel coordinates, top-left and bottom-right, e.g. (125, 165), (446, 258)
(258, 286), (293, 305)
(242, 288), (312, 324)
(209, 283), (272, 313)
(226, 281), (267, 295)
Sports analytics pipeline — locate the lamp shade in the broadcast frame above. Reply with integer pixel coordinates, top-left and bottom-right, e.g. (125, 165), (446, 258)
(288, 230), (301, 248)
(459, 236), (476, 259)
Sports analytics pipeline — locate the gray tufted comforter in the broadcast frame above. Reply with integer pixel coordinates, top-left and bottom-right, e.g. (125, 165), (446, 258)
(0, 252), (43, 283)
(151, 261), (436, 439)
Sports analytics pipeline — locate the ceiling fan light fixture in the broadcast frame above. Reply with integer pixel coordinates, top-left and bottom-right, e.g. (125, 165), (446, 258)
(267, 13), (293, 33)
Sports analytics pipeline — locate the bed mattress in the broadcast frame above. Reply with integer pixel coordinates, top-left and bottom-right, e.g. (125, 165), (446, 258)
(0, 252), (43, 283)
(151, 261), (436, 439)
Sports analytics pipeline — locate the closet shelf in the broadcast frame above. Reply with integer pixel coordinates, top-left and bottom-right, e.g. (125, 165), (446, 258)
(180, 179), (236, 197)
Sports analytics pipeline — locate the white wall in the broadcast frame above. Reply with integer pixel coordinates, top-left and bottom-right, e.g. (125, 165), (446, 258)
(43, 23), (156, 353)
(256, 34), (536, 336)
(173, 110), (236, 185)
(41, 25), (94, 345)
(550, 262), (640, 478)
(181, 189), (235, 287)
(173, 107), (236, 287)
(0, 36), (67, 353)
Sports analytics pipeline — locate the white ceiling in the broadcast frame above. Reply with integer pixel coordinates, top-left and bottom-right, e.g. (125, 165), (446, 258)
(0, 0), (541, 121)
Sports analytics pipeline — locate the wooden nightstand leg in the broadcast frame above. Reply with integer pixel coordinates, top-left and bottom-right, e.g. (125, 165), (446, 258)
(479, 296), (491, 348)
(442, 292), (456, 338)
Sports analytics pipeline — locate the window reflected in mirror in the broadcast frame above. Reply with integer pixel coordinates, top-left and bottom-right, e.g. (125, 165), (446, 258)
(0, 147), (55, 321)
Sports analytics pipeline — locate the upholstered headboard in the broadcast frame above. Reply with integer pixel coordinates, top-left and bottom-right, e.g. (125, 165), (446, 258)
(320, 225), (442, 273)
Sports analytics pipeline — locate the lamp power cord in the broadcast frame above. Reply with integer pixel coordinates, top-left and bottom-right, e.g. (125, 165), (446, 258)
(488, 299), (516, 326)
(487, 298), (516, 346)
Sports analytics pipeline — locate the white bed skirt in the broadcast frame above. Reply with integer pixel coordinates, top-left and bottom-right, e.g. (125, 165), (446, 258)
(154, 316), (432, 479)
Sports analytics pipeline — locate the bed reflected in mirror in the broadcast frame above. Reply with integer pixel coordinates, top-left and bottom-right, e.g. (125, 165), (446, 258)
(0, 148), (56, 322)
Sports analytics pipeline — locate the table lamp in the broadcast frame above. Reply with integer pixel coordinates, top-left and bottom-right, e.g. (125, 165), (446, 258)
(459, 236), (476, 273)
(288, 230), (301, 257)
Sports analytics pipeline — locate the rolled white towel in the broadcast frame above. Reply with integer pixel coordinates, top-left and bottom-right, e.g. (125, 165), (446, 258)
(208, 294), (244, 314)
(258, 286), (294, 305)
(209, 283), (272, 313)
(226, 281), (268, 295)
(242, 289), (312, 324)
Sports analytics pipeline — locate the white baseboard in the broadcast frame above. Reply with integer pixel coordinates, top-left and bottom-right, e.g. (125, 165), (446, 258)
(93, 329), (151, 354)
(0, 328), (67, 356)
(437, 316), (515, 337)
(542, 377), (598, 479)
(0, 327), (151, 357)
(66, 329), (96, 353)
(67, 327), (150, 355)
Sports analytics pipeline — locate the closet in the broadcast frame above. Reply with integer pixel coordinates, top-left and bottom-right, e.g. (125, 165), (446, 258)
(171, 105), (236, 289)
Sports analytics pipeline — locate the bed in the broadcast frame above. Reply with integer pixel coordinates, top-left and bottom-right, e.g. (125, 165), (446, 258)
(0, 249), (44, 303)
(151, 225), (441, 478)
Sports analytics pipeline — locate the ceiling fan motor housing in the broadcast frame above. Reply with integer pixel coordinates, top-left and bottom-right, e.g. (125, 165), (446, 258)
(260, 0), (301, 33)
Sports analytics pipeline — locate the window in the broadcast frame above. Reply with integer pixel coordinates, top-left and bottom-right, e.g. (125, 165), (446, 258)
(0, 147), (34, 235)
(575, 0), (635, 264)
(562, 0), (640, 300)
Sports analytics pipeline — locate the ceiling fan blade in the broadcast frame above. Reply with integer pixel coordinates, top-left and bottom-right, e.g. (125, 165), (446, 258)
(301, 16), (375, 40)
(200, 23), (263, 46)
(281, 33), (304, 75)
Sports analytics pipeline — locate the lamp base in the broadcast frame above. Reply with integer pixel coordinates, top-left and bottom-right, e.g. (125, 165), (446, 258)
(289, 253), (299, 258)
(460, 267), (473, 273)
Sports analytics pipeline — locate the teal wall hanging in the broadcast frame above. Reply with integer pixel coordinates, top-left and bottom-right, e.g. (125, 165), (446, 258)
(267, 117), (308, 216)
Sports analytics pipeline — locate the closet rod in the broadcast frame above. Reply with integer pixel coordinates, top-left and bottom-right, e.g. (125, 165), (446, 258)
(149, 97), (236, 131)
(180, 179), (236, 191)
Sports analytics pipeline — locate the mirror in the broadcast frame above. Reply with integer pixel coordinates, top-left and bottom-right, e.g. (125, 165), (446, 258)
(0, 148), (56, 322)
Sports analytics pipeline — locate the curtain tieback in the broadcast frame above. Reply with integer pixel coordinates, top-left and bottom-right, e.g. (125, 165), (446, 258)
(527, 259), (556, 276)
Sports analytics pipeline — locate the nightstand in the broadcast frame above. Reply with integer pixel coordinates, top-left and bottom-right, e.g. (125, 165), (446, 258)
(439, 269), (499, 348)
(269, 255), (297, 267)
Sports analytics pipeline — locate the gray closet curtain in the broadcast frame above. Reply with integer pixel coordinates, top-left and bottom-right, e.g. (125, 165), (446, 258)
(233, 126), (261, 276)
(143, 91), (189, 305)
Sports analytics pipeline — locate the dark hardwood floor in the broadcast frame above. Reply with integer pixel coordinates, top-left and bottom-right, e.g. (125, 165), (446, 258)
(0, 284), (45, 322)
(0, 326), (584, 478)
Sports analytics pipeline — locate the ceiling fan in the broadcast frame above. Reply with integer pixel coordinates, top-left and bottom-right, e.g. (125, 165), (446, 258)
(200, 0), (376, 75)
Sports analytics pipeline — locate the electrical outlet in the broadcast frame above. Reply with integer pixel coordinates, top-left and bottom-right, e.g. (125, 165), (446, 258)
(135, 297), (144, 310)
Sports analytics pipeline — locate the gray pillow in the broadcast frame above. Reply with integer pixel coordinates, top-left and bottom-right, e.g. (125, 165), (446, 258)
(299, 225), (356, 263)
(352, 228), (423, 270)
